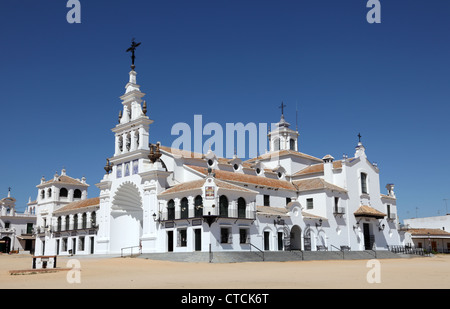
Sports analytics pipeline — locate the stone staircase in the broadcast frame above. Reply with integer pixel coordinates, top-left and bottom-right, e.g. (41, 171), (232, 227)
(137, 250), (404, 263)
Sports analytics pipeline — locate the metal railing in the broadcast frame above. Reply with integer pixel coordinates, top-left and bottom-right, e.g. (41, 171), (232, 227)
(121, 246), (142, 257)
(249, 243), (264, 261)
(389, 245), (426, 256)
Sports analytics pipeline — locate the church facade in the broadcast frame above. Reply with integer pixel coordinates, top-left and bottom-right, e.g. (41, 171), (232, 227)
(33, 65), (402, 256)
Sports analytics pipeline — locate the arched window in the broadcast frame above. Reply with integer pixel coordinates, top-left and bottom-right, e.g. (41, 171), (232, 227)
(60, 188), (68, 198)
(167, 199), (175, 220)
(65, 215), (70, 230)
(361, 173), (368, 194)
(73, 214), (78, 230)
(91, 211), (96, 227)
(40, 190), (45, 199)
(274, 138), (280, 151)
(237, 197), (246, 218)
(219, 195), (229, 217)
(57, 217), (62, 232)
(74, 189), (82, 199)
(82, 213), (87, 229)
(180, 197), (189, 219)
(47, 188), (52, 198)
(118, 136), (123, 152)
(194, 195), (203, 218)
(289, 139), (296, 151)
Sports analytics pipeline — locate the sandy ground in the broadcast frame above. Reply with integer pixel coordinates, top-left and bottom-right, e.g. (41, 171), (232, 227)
(1, 254), (449, 289)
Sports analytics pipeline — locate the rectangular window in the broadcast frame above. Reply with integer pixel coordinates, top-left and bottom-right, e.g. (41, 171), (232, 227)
(239, 229), (249, 244)
(306, 198), (314, 210)
(177, 229), (187, 247)
(62, 238), (68, 251)
(124, 161), (130, 177)
(78, 236), (85, 251)
(116, 164), (122, 178)
(334, 197), (339, 212)
(387, 204), (391, 218)
(264, 195), (270, 206)
(221, 228), (231, 244)
(132, 159), (139, 174)
(361, 173), (368, 194)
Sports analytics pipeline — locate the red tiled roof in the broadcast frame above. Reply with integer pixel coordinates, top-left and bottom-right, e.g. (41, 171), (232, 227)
(293, 161), (342, 176)
(186, 165), (297, 191)
(293, 178), (347, 193)
(38, 175), (88, 187)
(354, 205), (386, 219)
(245, 150), (322, 163)
(405, 228), (450, 237)
(159, 178), (257, 196)
(54, 197), (99, 214)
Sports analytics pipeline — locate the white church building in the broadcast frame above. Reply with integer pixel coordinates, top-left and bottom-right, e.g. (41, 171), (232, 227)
(33, 62), (402, 257)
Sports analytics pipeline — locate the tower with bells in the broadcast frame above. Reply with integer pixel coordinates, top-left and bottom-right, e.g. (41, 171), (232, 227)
(268, 102), (299, 152)
(95, 40), (170, 255)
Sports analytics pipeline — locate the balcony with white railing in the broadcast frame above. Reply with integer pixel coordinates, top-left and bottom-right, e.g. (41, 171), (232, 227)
(52, 221), (99, 234)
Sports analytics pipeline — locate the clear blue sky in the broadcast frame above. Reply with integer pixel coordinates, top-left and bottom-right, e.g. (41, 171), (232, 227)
(1, 0), (449, 221)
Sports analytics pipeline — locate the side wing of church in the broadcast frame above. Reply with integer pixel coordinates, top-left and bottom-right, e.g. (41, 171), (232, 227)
(33, 64), (402, 257)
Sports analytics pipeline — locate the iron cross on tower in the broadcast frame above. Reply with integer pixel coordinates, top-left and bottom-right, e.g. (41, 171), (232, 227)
(126, 38), (141, 70)
(279, 102), (286, 116)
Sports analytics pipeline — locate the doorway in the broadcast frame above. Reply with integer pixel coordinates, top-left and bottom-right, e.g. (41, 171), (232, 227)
(264, 231), (270, 251)
(1, 237), (11, 253)
(90, 237), (95, 254)
(56, 239), (60, 255)
(72, 238), (76, 255)
(277, 232), (283, 251)
(167, 231), (174, 252)
(363, 223), (372, 250)
(290, 225), (302, 250)
(194, 229), (202, 251)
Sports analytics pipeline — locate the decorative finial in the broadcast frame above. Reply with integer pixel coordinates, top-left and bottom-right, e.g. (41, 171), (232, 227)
(358, 133), (362, 143)
(126, 38), (141, 70)
(142, 100), (147, 115)
(7, 187), (11, 198)
(104, 158), (113, 174)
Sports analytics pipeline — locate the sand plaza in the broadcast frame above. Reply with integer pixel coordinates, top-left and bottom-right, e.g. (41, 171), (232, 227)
(1, 253), (450, 290)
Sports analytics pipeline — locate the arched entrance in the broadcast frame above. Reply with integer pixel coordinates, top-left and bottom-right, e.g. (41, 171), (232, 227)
(110, 182), (143, 254)
(290, 225), (302, 250)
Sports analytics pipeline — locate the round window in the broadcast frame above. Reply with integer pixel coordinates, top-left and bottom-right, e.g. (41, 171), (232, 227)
(256, 168), (261, 174)
(208, 159), (213, 166)
(278, 172), (282, 178)
(234, 164), (239, 170)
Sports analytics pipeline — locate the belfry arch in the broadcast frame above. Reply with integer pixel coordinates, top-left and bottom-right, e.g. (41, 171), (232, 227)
(109, 182), (143, 254)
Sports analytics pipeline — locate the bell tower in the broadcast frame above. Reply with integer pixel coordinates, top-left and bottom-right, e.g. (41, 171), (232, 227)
(108, 39), (153, 175)
(268, 102), (299, 152)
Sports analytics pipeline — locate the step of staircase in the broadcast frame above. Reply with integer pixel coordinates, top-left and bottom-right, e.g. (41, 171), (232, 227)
(137, 250), (405, 263)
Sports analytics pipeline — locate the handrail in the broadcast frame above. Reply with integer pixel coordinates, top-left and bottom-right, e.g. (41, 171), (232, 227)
(367, 249), (377, 258)
(121, 245), (141, 257)
(330, 244), (345, 259)
(249, 243), (264, 261)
